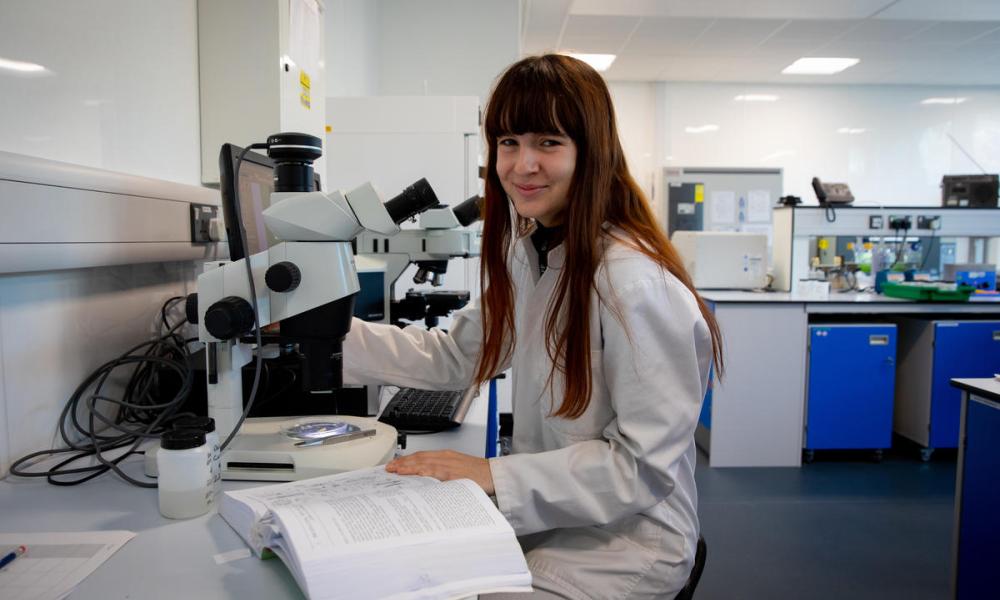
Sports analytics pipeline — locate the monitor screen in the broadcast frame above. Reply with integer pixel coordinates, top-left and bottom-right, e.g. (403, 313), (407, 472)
(218, 143), (321, 261)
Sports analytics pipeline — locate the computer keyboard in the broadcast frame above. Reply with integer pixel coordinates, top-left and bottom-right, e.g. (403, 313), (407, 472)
(378, 387), (474, 432)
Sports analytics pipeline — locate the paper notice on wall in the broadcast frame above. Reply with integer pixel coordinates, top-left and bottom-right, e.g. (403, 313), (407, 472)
(710, 191), (736, 224)
(747, 190), (772, 223)
(289, 0), (321, 77)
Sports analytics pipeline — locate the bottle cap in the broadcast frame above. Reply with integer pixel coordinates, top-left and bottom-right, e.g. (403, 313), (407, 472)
(172, 416), (216, 433)
(161, 428), (206, 450)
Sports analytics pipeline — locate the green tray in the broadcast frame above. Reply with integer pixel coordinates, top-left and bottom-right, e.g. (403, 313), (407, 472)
(882, 282), (975, 302)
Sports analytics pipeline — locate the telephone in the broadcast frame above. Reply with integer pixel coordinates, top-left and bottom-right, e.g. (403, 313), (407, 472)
(811, 177), (854, 205)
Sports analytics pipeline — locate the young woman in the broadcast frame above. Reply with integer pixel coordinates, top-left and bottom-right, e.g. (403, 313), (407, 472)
(343, 54), (723, 599)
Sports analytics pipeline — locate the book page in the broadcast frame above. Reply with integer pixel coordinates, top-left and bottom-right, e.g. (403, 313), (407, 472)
(268, 477), (507, 559)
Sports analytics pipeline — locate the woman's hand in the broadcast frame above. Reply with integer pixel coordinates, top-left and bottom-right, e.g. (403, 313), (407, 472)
(386, 450), (495, 495)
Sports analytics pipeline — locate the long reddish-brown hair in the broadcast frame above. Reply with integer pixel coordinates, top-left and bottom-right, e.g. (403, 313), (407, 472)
(475, 54), (723, 418)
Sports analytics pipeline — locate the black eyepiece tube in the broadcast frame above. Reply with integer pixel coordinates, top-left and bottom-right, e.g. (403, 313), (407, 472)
(452, 195), (482, 227)
(385, 178), (439, 224)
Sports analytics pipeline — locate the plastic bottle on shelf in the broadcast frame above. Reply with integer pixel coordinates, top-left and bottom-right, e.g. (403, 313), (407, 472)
(157, 428), (214, 519)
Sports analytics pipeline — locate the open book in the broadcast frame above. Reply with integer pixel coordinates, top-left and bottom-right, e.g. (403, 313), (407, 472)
(220, 467), (532, 600)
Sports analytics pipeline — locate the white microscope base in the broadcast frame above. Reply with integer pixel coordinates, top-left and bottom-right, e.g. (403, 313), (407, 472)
(220, 415), (397, 481)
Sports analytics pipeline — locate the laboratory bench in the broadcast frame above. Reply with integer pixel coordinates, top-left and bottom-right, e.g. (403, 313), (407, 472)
(697, 290), (1000, 467)
(949, 378), (1000, 600)
(0, 388), (490, 599)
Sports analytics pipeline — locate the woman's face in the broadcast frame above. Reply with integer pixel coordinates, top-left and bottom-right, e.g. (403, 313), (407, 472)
(496, 132), (577, 227)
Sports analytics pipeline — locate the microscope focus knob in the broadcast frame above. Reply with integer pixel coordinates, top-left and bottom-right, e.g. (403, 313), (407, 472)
(265, 261), (302, 293)
(204, 296), (255, 340)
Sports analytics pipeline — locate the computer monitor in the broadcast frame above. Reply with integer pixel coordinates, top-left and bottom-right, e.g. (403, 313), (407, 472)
(218, 143), (322, 261)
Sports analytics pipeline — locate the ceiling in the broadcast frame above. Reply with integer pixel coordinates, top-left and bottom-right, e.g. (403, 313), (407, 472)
(521, 0), (1000, 85)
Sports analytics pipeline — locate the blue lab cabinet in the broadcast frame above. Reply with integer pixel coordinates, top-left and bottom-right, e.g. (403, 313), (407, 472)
(894, 319), (1000, 455)
(805, 324), (897, 452)
(951, 383), (1000, 599)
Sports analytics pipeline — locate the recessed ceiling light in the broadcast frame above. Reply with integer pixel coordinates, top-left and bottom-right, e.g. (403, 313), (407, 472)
(837, 127), (867, 134)
(734, 94), (779, 102)
(561, 53), (616, 72)
(685, 124), (719, 134)
(782, 57), (859, 75)
(0, 56), (49, 74)
(921, 97), (967, 105)
(760, 150), (795, 162)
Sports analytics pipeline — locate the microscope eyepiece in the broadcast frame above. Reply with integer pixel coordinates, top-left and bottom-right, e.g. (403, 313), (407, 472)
(266, 132), (323, 193)
(385, 178), (439, 224)
(452, 194), (482, 227)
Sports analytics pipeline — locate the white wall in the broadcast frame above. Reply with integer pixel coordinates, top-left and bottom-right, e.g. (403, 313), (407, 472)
(0, 1), (204, 477)
(606, 82), (1000, 210)
(0, 0), (202, 186)
(324, 0), (379, 97)
(609, 82), (658, 201)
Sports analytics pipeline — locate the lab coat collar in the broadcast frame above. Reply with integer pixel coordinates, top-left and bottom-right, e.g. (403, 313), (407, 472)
(519, 232), (565, 276)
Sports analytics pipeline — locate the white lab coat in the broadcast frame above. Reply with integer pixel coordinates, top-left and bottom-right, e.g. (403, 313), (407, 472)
(343, 227), (713, 599)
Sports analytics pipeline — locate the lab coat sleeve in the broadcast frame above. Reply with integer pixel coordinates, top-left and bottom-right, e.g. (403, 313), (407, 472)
(489, 274), (712, 536)
(342, 297), (511, 390)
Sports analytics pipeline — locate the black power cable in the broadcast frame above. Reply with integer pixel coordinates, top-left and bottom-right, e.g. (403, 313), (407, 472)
(10, 297), (196, 487)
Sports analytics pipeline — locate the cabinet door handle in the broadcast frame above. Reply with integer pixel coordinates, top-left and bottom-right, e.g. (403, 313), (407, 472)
(993, 330), (1000, 342)
(869, 334), (889, 346)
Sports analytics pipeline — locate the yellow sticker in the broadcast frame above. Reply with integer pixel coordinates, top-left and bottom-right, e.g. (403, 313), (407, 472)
(818, 238), (829, 250)
(694, 184), (704, 203)
(299, 70), (311, 109)
(325, 125), (332, 133)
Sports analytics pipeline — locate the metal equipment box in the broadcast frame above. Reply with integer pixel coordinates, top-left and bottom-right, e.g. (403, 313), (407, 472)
(894, 319), (1000, 458)
(805, 324), (897, 458)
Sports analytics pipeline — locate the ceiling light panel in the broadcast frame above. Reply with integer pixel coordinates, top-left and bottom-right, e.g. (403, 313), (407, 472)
(782, 57), (860, 74)
(734, 94), (780, 102)
(563, 53), (617, 71)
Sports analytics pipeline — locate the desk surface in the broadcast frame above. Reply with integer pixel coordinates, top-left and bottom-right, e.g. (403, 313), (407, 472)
(0, 393), (491, 599)
(951, 378), (1000, 404)
(0, 473), (303, 599)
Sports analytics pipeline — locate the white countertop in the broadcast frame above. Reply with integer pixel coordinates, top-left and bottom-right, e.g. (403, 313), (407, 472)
(701, 290), (1000, 313)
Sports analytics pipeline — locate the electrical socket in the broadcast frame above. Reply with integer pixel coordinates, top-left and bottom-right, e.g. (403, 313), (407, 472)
(888, 215), (912, 230)
(190, 204), (219, 243)
(917, 215), (942, 230)
(869, 215), (883, 229)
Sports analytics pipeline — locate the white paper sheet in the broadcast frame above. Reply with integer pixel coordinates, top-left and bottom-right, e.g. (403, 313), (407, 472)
(0, 530), (134, 600)
(710, 191), (736, 224)
(747, 190), (772, 223)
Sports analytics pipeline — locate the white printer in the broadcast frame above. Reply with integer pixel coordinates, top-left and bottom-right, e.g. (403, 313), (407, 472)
(671, 231), (768, 290)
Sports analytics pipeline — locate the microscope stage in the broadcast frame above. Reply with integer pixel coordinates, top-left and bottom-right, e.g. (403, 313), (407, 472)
(221, 415), (397, 481)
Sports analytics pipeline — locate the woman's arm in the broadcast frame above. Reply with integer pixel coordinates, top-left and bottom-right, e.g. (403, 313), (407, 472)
(343, 297), (509, 390)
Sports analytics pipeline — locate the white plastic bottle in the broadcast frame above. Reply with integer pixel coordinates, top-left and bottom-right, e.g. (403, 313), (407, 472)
(157, 428), (214, 519)
(172, 416), (221, 494)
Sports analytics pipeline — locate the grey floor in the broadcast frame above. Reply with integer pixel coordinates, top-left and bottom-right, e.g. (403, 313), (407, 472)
(693, 445), (957, 600)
